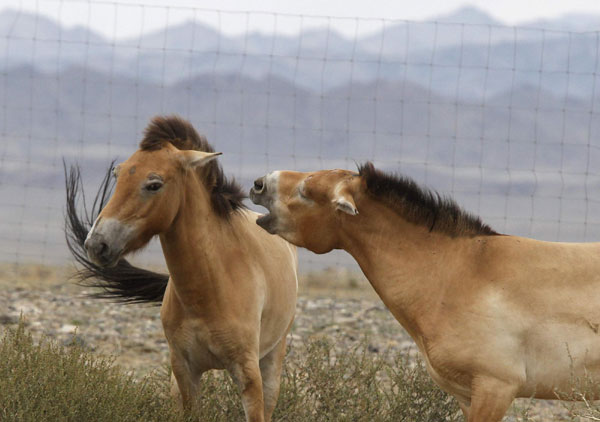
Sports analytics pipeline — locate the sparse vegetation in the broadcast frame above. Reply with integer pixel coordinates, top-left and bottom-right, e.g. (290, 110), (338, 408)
(0, 320), (461, 422)
(4, 268), (598, 421)
(555, 368), (600, 421)
(0, 320), (186, 422)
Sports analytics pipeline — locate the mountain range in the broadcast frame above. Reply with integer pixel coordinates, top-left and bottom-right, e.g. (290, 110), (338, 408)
(2, 6), (600, 98)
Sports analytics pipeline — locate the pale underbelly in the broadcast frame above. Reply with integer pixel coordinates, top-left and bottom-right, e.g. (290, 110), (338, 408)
(520, 324), (600, 398)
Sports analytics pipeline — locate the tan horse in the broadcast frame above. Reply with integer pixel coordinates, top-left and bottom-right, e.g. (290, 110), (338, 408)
(250, 162), (600, 422)
(65, 116), (297, 422)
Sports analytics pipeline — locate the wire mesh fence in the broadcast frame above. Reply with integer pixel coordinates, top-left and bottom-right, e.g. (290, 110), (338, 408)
(2, 1), (600, 273)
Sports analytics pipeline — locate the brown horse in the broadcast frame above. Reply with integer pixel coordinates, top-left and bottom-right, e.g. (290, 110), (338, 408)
(250, 162), (600, 422)
(65, 116), (297, 422)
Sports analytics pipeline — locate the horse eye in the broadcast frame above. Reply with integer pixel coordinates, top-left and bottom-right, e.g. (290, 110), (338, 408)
(145, 182), (162, 192)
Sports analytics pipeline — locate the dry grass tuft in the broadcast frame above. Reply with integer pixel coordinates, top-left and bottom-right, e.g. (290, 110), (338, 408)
(1, 320), (461, 422)
(0, 319), (187, 422)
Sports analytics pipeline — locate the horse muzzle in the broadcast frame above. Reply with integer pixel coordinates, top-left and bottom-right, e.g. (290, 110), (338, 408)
(84, 232), (121, 267)
(84, 217), (133, 267)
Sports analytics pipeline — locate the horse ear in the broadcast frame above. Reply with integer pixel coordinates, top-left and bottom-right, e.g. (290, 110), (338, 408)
(181, 150), (222, 168)
(333, 192), (358, 216)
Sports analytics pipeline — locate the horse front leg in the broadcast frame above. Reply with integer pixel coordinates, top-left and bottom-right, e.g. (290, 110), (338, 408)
(228, 354), (265, 422)
(465, 376), (518, 422)
(169, 371), (181, 403)
(458, 401), (470, 421)
(169, 347), (207, 412)
(170, 353), (197, 410)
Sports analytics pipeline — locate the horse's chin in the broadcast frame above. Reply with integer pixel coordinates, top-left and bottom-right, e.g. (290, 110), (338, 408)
(256, 213), (279, 235)
(87, 250), (123, 269)
(104, 256), (122, 268)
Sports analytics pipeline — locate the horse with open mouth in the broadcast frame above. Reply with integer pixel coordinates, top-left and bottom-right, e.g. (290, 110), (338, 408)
(65, 116), (298, 422)
(250, 163), (600, 422)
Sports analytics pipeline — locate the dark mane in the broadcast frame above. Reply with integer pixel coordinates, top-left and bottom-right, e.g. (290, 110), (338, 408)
(140, 115), (246, 218)
(358, 162), (498, 237)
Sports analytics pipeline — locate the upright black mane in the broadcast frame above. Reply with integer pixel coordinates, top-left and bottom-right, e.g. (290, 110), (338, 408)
(358, 162), (498, 237)
(140, 115), (246, 218)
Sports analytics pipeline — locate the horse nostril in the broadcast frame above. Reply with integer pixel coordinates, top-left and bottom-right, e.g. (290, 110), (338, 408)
(85, 235), (110, 260)
(253, 177), (265, 193)
(98, 242), (108, 257)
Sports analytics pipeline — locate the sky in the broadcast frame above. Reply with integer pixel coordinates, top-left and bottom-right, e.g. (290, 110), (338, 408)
(4, 0), (600, 39)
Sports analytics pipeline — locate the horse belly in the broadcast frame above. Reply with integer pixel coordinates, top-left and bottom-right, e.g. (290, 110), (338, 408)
(258, 278), (296, 358)
(258, 271), (297, 357)
(521, 322), (600, 398)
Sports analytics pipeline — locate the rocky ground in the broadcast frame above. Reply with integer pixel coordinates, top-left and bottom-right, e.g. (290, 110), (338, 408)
(0, 275), (412, 376)
(0, 264), (587, 421)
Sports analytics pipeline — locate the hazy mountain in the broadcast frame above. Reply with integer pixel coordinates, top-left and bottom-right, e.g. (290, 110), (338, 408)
(358, 6), (588, 58)
(359, 5), (502, 55)
(0, 8), (104, 42)
(126, 20), (221, 50)
(0, 9), (111, 71)
(2, 6), (600, 99)
(522, 13), (600, 32)
(434, 5), (502, 25)
(432, 6), (600, 31)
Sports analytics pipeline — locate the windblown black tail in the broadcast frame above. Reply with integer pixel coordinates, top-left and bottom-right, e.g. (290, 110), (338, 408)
(64, 162), (169, 305)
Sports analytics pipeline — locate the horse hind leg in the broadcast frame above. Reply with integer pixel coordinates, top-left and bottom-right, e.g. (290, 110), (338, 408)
(259, 335), (289, 422)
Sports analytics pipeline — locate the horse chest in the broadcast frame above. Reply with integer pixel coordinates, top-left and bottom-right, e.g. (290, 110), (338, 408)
(165, 318), (226, 371)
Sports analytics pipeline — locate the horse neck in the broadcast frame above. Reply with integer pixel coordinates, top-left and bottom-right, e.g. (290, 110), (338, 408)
(339, 198), (476, 342)
(158, 172), (234, 305)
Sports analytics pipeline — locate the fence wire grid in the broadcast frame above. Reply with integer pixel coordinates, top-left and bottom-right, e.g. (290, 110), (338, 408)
(2, 1), (600, 273)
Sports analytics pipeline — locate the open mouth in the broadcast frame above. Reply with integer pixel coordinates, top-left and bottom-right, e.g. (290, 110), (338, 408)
(256, 211), (280, 234)
(250, 186), (279, 234)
